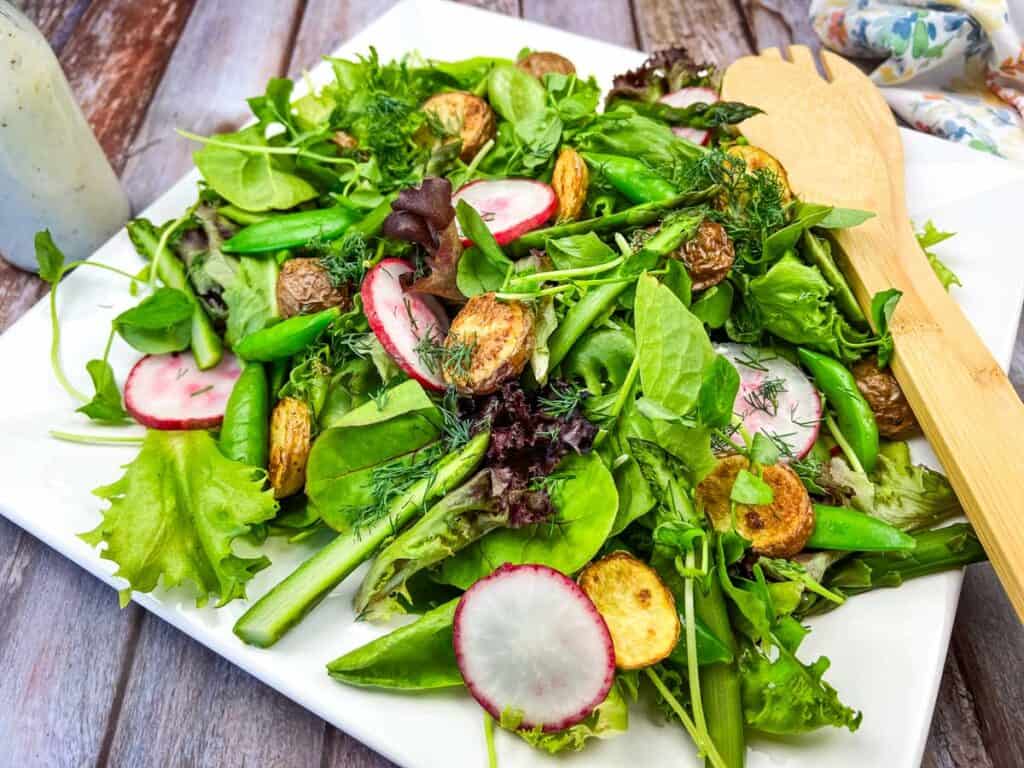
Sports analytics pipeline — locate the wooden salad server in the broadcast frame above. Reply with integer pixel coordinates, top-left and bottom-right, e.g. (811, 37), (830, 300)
(722, 48), (1024, 622)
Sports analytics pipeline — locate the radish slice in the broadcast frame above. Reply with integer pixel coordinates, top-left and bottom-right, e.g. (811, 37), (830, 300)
(362, 258), (450, 391)
(453, 179), (557, 246)
(716, 343), (821, 460)
(124, 350), (242, 430)
(454, 563), (615, 732)
(660, 86), (718, 146)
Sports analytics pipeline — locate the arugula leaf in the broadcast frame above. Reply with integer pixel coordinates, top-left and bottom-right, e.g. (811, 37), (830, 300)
(35, 229), (65, 284)
(740, 639), (861, 734)
(915, 220), (960, 291)
(76, 359), (131, 424)
(635, 272), (714, 414)
(731, 469), (773, 505)
(194, 125), (318, 211)
(82, 430), (278, 607)
(113, 287), (194, 354)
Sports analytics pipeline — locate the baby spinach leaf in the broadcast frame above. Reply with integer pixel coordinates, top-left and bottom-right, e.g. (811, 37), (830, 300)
(248, 77), (297, 136)
(82, 430), (277, 607)
(113, 287), (194, 354)
(327, 599), (462, 690)
(663, 259), (692, 306)
(749, 432), (781, 467)
(194, 126), (318, 211)
(690, 281), (733, 328)
(487, 62), (546, 122)
(35, 229), (65, 284)
(76, 359), (131, 424)
(333, 379), (441, 429)
(547, 232), (616, 270)
(817, 207), (874, 229)
(437, 452), (618, 588)
(515, 109), (563, 170)
(454, 200), (513, 296)
(635, 272), (714, 414)
(731, 469), (773, 505)
(870, 288), (901, 367)
(697, 354), (740, 428)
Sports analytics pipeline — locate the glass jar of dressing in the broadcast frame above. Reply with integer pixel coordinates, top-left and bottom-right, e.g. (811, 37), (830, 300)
(0, 1), (130, 272)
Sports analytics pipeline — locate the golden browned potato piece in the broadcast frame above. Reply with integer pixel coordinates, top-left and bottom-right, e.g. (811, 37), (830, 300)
(277, 258), (350, 319)
(680, 220), (735, 291)
(517, 51), (576, 80)
(727, 144), (793, 203)
(443, 293), (534, 395)
(552, 147), (589, 222)
(421, 91), (497, 162)
(696, 455), (814, 557)
(579, 552), (680, 670)
(268, 397), (311, 499)
(852, 357), (919, 439)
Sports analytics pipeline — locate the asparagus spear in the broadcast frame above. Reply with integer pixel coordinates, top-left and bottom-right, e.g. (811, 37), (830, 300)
(127, 219), (223, 369)
(507, 186), (718, 257)
(233, 431), (489, 647)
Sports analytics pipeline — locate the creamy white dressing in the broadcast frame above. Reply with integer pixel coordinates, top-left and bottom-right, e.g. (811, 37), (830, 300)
(0, 1), (129, 271)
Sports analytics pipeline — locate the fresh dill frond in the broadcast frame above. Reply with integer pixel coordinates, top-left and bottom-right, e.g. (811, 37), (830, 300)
(438, 387), (473, 451)
(742, 376), (787, 417)
(414, 332), (476, 380)
(318, 231), (370, 287)
(538, 381), (587, 419)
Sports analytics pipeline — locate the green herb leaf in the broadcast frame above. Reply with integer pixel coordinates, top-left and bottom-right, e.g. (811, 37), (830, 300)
(690, 282), (734, 329)
(76, 360), (131, 424)
(698, 354), (740, 428)
(487, 63), (546, 122)
(113, 287), (194, 354)
(546, 232), (616, 270)
(749, 432), (781, 467)
(731, 468), (774, 505)
(82, 430), (278, 607)
(35, 229), (65, 284)
(915, 220), (960, 291)
(816, 207), (874, 229)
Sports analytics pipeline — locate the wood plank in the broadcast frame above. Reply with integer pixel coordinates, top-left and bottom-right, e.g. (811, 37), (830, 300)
(632, 0), (753, 62)
(522, 0), (637, 48)
(736, 0), (819, 52)
(16, 0), (93, 52)
(0, 517), (143, 767)
(119, 0), (303, 212)
(57, 0), (197, 173)
(104, 616), (326, 766)
(287, 0), (399, 75)
(921, 646), (994, 768)
(322, 726), (397, 768)
(455, 0), (519, 15)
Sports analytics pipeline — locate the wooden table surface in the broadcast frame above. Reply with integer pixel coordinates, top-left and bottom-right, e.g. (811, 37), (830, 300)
(2, 1), (1022, 766)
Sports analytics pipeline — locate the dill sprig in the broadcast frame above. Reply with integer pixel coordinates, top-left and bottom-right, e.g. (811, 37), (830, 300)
(743, 376), (787, 417)
(538, 381), (587, 419)
(317, 231), (370, 287)
(414, 332), (476, 380)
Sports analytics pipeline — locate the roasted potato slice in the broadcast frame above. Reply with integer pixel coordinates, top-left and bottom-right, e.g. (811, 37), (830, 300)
(268, 397), (311, 499)
(852, 356), (918, 439)
(552, 147), (589, 222)
(679, 220), (735, 291)
(517, 51), (576, 80)
(421, 91), (496, 162)
(696, 455), (814, 557)
(277, 258), (350, 319)
(443, 293), (534, 395)
(727, 144), (793, 203)
(579, 552), (680, 670)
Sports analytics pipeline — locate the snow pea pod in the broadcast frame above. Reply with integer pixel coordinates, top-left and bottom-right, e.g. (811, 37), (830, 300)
(218, 362), (270, 468)
(796, 347), (879, 473)
(234, 307), (340, 362)
(807, 504), (916, 552)
(581, 151), (679, 204)
(222, 205), (363, 254)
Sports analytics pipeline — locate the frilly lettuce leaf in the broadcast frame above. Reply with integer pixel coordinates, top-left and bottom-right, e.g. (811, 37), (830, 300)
(82, 430), (278, 607)
(502, 679), (630, 754)
(916, 220), (960, 291)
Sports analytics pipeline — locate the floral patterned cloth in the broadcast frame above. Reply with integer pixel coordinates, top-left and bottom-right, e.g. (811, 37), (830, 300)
(810, 0), (1024, 160)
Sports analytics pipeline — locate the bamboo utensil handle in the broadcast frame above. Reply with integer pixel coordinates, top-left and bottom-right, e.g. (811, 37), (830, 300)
(723, 54), (1024, 621)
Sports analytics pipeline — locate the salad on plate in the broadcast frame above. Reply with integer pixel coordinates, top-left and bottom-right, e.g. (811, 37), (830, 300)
(40, 46), (985, 767)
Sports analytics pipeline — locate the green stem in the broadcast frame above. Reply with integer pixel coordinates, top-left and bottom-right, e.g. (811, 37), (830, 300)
(509, 254), (625, 286)
(684, 549), (709, 741)
(484, 713), (498, 768)
(149, 205), (196, 290)
(177, 129), (358, 167)
(645, 668), (726, 768)
(49, 430), (145, 445)
(494, 284), (575, 301)
(825, 412), (864, 475)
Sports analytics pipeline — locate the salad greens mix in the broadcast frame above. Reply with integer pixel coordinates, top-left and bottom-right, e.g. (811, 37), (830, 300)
(43, 45), (985, 767)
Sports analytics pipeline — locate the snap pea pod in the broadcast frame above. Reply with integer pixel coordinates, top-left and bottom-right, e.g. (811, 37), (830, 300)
(797, 347), (879, 473)
(223, 205), (363, 254)
(233, 431), (489, 647)
(218, 362), (270, 468)
(807, 504), (916, 552)
(547, 209), (705, 369)
(508, 186), (718, 256)
(234, 307), (340, 362)
(581, 151), (679, 204)
(218, 205), (273, 226)
(126, 219), (223, 370)
(347, 196), (395, 238)
(799, 231), (867, 329)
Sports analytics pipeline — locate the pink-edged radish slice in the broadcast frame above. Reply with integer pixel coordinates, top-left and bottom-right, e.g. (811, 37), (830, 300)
(453, 178), (557, 246)
(660, 86), (719, 146)
(716, 343), (821, 460)
(454, 563), (615, 732)
(362, 258), (450, 391)
(124, 350), (242, 430)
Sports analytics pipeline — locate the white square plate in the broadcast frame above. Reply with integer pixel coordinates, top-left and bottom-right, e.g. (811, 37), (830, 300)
(1, 1), (1022, 766)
